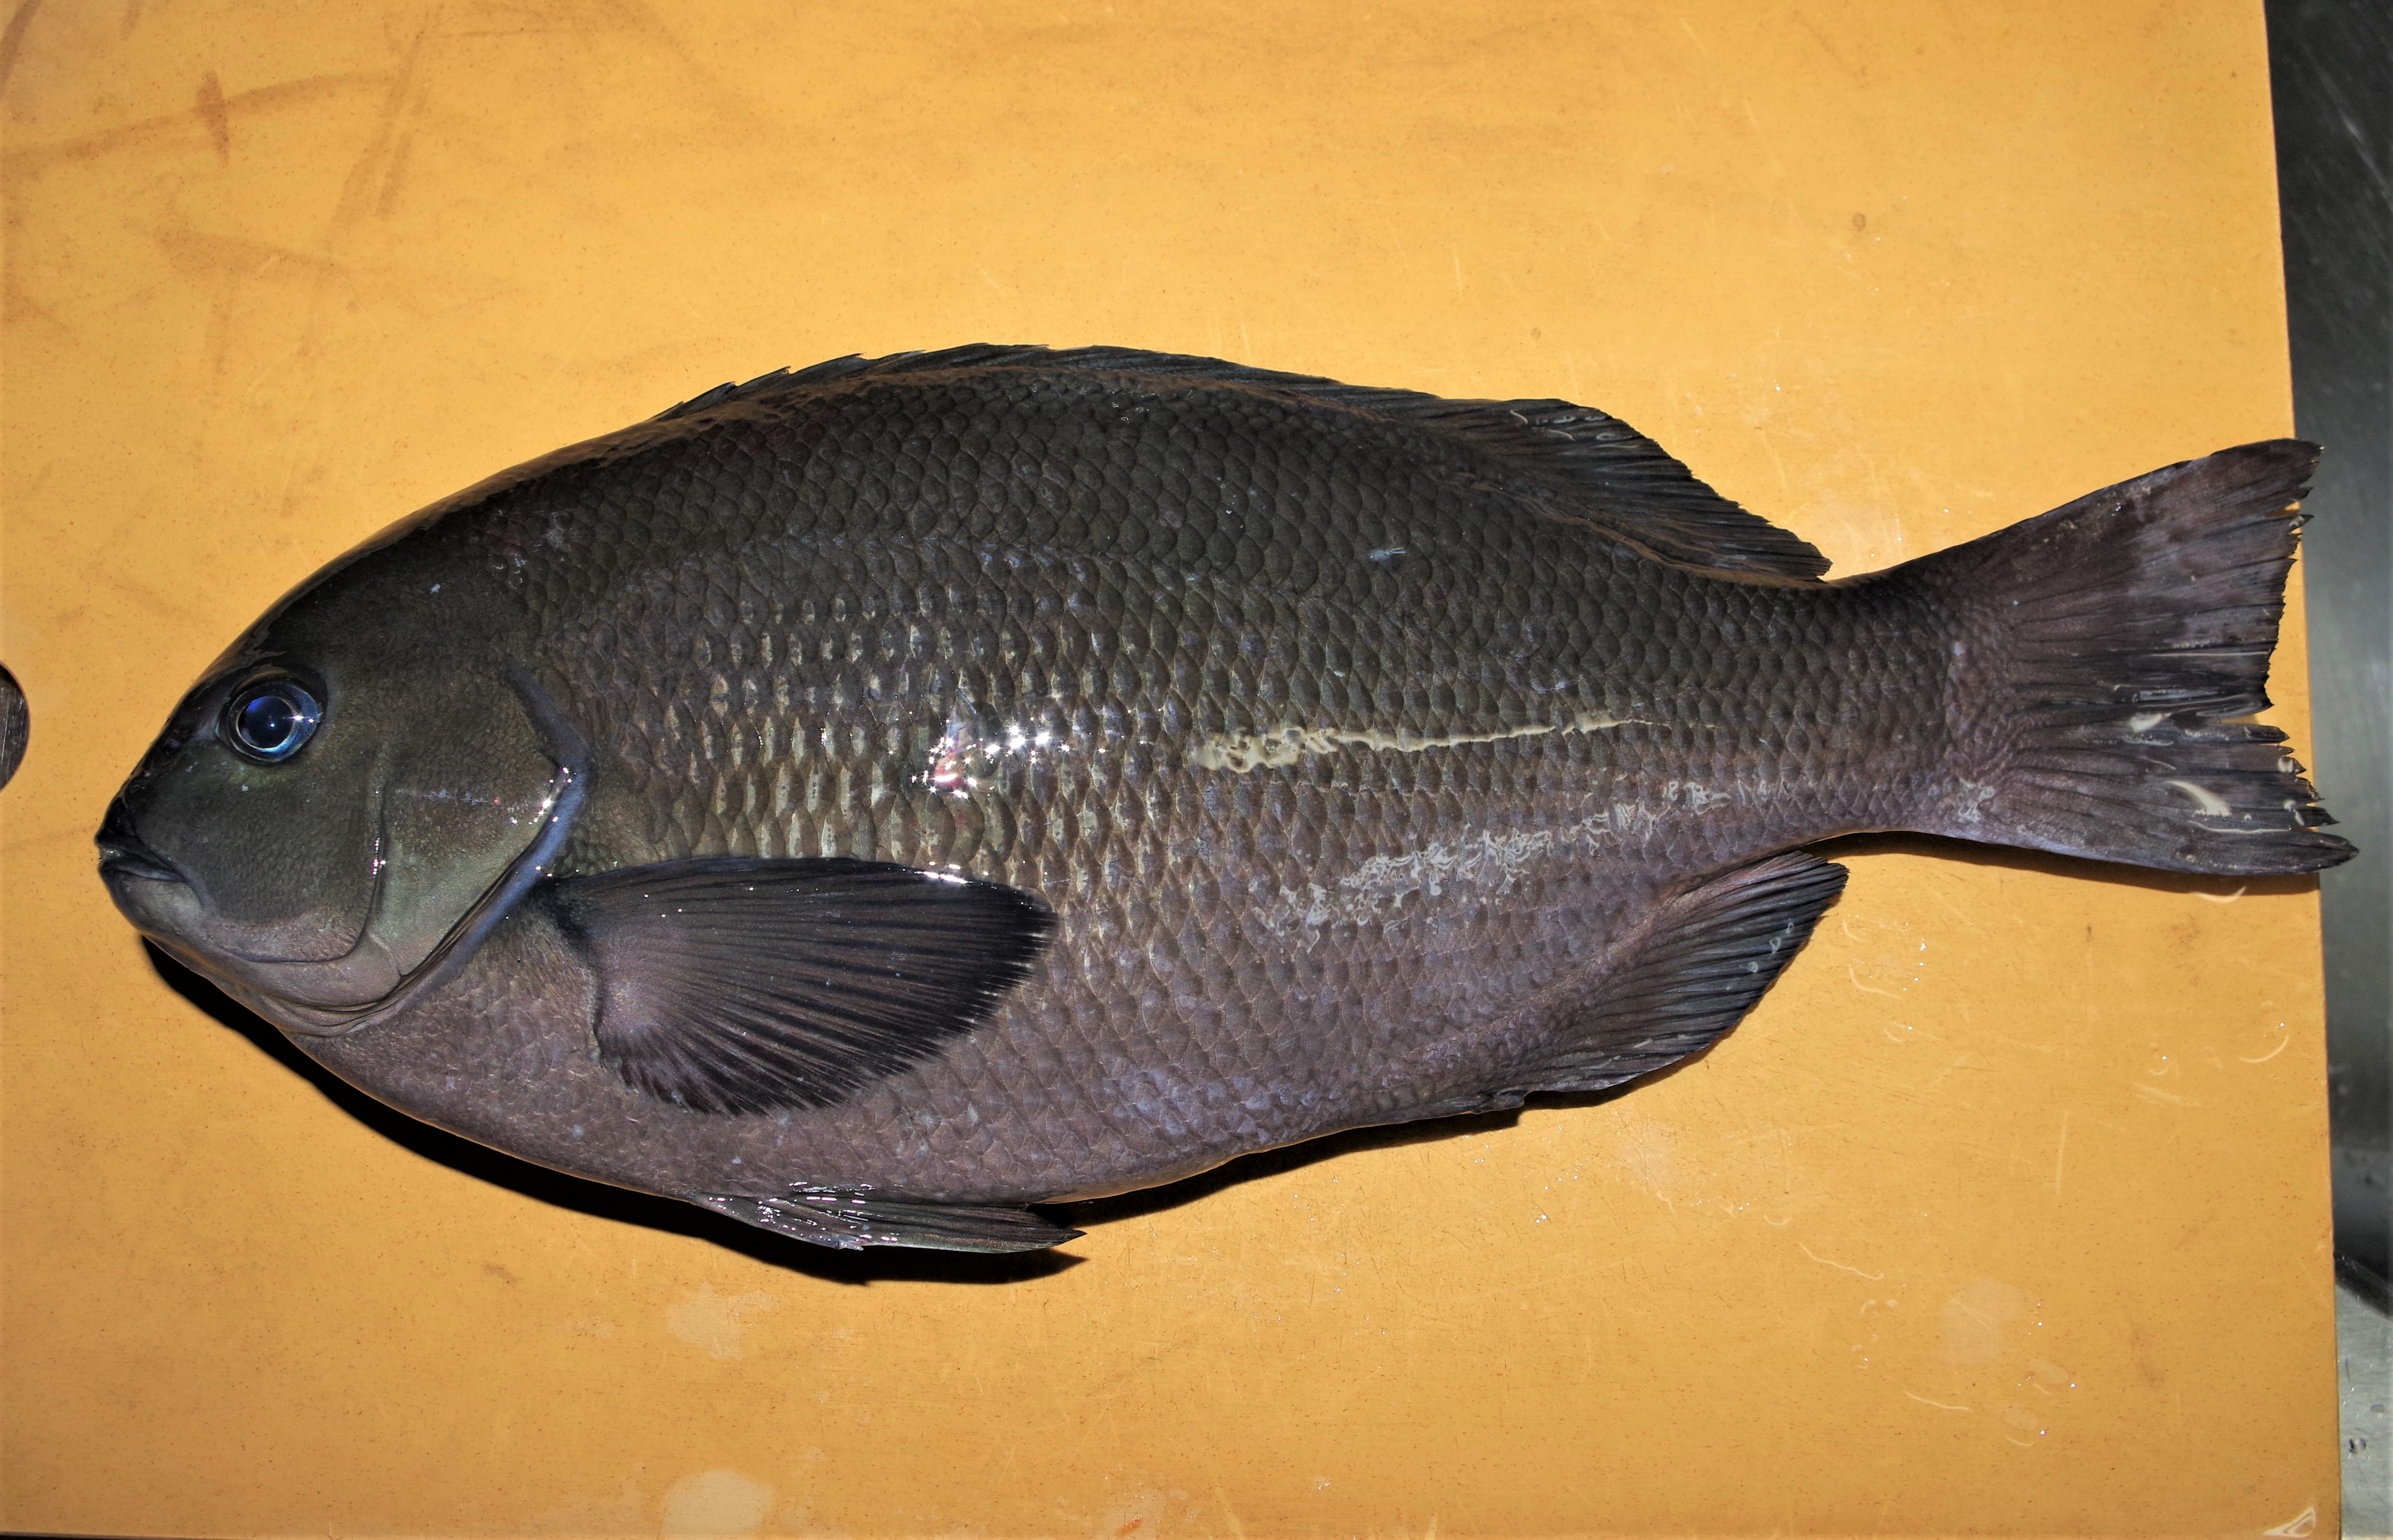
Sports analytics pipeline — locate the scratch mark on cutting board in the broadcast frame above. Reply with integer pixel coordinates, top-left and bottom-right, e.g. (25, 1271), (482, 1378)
(2237, 1029), (2290, 1064)
(1845, 965), (1900, 1000)
(195, 70), (230, 163)
(326, 19), (428, 242)
(4, 72), (386, 177)
(0, 0), (44, 96)
(1797, 1241), (1884, 1280)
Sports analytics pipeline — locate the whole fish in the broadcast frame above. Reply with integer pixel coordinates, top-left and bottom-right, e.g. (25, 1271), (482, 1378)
(97, 347), (2351, 1253)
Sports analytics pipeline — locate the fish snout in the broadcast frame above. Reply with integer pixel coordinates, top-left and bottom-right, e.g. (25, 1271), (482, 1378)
(95, 798), (186, 885)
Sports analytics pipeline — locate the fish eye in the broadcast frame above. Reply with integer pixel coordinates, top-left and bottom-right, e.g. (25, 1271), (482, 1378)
(223, 677), (323, 764)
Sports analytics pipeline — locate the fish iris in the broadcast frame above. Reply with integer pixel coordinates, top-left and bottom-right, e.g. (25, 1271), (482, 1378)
(227, 681), (321, 763)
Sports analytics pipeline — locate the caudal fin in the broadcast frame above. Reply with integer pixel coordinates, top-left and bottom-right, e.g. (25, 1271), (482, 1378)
(1903, 440), (2352, 876)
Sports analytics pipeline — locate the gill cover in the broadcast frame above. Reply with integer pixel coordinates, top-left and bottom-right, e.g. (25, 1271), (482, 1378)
(100, 543), (583, 1037)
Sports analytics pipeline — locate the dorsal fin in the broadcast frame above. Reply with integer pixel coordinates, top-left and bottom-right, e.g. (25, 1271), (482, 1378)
(652, 345), (1832, 582)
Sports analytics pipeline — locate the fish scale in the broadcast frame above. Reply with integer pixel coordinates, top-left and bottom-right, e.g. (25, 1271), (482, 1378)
(99, 347), (2349, 1249)
(532, 501), (1881, 1190)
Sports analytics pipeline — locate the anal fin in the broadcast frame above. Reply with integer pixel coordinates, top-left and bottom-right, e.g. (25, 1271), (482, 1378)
(1502, 851), (1849, 1096)
(690, 1188), (1083, 1254)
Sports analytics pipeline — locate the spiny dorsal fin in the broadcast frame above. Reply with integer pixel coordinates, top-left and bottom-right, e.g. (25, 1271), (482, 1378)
(652, 345), (1832, 582)
(545, 856), (1053, 1115)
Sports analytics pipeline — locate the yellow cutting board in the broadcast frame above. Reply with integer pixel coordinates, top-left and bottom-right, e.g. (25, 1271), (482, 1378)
(1, 2), (2336, 1534)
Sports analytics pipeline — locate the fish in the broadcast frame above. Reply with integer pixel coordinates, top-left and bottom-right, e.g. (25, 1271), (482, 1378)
(96, 345), (2353, 1254)
(0, 663), (25, 792)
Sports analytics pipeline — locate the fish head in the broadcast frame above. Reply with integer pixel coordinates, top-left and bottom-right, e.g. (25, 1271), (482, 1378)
(97, 538), (583, 1037)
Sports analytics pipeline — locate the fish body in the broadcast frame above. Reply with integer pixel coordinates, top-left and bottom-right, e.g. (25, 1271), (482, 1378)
(98, 347), (2350, 1251)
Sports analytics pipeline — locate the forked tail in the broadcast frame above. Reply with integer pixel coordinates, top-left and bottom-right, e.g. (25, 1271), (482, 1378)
(1897, 440), (2353, 876)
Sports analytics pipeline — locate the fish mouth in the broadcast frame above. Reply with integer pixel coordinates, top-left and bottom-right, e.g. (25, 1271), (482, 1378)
(95, 802), (185, 885)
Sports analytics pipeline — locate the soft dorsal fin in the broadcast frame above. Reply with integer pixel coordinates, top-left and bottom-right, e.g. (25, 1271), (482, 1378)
(652, 345), (1832, 581)
(545, 856), (1053, 1115)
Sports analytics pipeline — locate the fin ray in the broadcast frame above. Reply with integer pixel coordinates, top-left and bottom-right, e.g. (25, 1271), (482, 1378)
(1500, 851), (1850, 1097)
(691, 1189), (1081, 1253)
(1895, 440), (2353, 875)
(546, 857), (1053, 1115)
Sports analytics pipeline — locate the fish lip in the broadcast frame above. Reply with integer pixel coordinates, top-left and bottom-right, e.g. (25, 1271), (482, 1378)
(97, 846), (187, 884)
(94, 803), (186, 885)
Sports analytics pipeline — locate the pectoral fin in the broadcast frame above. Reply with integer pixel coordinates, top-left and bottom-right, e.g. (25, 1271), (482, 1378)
(691, 1189), (1083, 1253)
(545, 857), (1054, 1115)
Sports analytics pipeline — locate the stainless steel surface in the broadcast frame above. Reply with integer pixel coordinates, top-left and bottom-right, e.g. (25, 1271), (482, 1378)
(2269, 3), (2392, 1529)
(2343, 1281), (2392, 1536)
(2270, 0), (2392, 1305)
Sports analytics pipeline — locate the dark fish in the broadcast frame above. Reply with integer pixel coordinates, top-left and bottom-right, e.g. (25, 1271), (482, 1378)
(96, 346), (2352, 1253)
(0, 662), (24, 791)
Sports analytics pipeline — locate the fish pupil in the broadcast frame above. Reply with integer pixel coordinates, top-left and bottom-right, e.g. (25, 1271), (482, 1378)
(227, 681), (321, 762)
